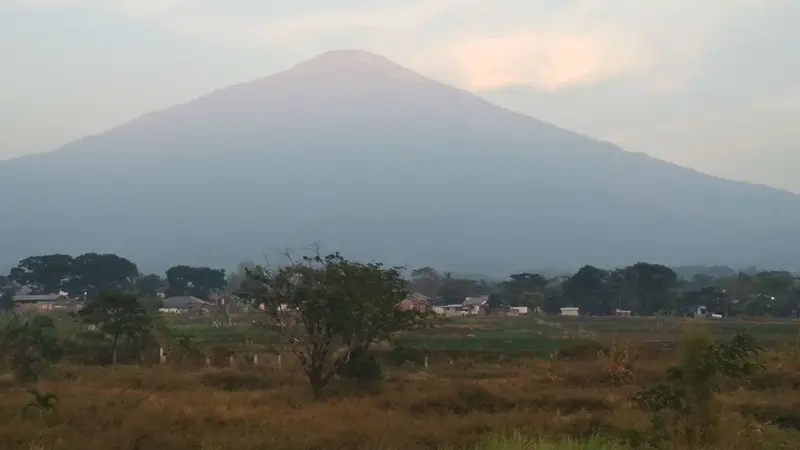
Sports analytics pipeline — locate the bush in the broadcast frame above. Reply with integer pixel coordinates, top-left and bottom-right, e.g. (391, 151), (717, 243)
(632, 329), (764, 449)
(338, 347), (382, 382)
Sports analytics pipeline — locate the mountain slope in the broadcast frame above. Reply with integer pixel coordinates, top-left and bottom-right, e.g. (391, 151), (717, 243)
(2, 49), (799, 274)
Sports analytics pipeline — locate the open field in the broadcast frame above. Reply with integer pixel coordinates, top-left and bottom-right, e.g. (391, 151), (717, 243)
(1, 315), (800, 449)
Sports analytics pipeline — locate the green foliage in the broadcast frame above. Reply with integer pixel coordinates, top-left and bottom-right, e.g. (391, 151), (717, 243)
(22, 388), (59, 420)
(0, 289), (14, 312)
(242, 248), (429, 398)
(633, 329), (764, 449)
(165, 265), (226, 300)
(0, 314), (63, 382)
(79, 291), (154, 365)
(8, 253), (139, 298)
(337, 346), (382, 382)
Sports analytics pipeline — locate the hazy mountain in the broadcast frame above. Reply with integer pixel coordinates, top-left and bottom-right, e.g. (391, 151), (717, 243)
(2, 49), (799, 275)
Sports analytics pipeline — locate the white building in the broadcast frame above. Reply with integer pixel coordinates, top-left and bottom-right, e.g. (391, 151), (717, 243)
(560, 307), (579, 316)
(509, 306), (529, 315)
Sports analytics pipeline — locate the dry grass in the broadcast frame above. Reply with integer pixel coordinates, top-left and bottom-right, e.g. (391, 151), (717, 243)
(0, 339), (799, 450)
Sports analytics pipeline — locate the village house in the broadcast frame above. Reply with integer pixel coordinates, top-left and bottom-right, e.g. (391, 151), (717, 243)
(463, 295), (490, 315)
(13, 292), (80, 313)
(560, 306), (580, 316)
(508, 306), (529, 316)
(160, 296), (216, 315)
(396, 292), (433, 313)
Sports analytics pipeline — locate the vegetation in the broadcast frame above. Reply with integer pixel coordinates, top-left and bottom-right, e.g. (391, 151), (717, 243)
(0, 251), (799, 448)
(240, 249), (426, 398)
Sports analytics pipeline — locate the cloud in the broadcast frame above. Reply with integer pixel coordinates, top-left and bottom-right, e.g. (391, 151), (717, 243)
(416, 30), (647, 91)
(9, 0), (796, 92)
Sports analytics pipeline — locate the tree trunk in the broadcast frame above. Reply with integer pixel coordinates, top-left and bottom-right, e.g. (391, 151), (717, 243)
(307, 364), (328, 400)
(112, 335), (118, 365)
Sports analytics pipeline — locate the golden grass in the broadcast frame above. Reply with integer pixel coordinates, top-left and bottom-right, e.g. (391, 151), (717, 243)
(0, 346), (798, 450)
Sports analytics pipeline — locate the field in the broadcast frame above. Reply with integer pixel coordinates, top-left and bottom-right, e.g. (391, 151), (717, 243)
(2, 315), (800, 449)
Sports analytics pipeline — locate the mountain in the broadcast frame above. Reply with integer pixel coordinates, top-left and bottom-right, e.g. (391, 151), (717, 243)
(2, 49), (800, 275)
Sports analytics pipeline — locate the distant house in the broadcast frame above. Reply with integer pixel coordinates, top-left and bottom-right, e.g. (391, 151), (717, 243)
(160, 296), (216, 315)
(13, 293), (80, 313)
(508, 306), (529, 316)
(463, 295), (490, 315)
(693, 305), (708, 318)
(615, 309), (632, 317)
(397, 292), (433, 313)
(560, 307), (579, 317)
(440, 304), (466, 316)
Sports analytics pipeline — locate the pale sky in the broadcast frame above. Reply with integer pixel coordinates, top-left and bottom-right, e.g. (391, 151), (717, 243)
(2, 0), (799, 193)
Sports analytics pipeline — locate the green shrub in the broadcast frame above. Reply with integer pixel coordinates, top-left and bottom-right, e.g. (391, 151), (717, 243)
(338, 347), (382, 382)
(632, 329), (764, 449)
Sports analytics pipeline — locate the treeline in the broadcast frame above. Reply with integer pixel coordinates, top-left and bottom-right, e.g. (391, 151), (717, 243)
(410, 264), (800, 317)
(0, 253), (230, 307)
(1, 253), (799, 317)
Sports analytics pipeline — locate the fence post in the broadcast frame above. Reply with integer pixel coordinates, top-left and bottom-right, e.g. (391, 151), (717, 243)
(204, 354), (211, 368)
(159, 347), (166, 365)
(424, 356), (429, 369)
(277, 354), (282, 369)
(228, 354), (235, 367)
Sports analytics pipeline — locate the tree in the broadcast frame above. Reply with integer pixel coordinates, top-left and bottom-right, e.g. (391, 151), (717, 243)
(562, 266), (617, 315)
(67, 253), (140, 298)
(241, 249), (425, 399)
(166, 265), (226, 300)
(224, 261), (259, 295)
(135, 274), (167, 298)
(486, 293), (508, 314)
(0, 315), (63, 382)
(618, 263), (678, 315)
(437, 273), (488, 305)
(78, 292), (153, 365)
(409, 266), (443, 298)
(8, 254), (74, 294)
(633, 329), (763, 449)
(501, 272), (548, 308)
(0, 289), (14, 312)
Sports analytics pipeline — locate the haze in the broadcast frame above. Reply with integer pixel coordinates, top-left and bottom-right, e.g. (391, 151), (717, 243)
(2, 0), (799, 194)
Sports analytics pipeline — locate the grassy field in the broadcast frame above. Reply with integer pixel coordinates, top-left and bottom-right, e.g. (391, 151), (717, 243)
(1, 314), (799, 449)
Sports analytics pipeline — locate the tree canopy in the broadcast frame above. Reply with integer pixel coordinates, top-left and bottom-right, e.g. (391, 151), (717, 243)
(241, 249), (426, 398)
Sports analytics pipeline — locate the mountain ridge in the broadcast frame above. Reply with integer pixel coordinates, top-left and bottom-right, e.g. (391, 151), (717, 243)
(1, 50), (799, 274)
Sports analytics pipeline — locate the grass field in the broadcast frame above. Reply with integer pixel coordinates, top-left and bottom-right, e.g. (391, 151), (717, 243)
(1, 314), (799, 449)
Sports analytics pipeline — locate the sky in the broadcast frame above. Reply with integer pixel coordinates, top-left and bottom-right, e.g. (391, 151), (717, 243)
(2, 0), (799, 193)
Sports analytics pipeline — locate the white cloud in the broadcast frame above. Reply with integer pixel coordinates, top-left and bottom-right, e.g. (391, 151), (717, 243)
(9, 0), (797, 92)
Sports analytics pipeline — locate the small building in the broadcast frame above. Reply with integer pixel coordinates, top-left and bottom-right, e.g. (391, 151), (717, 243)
(560, 307), (580, 317)
(440, 304), (467, 316)
(13, 293), (80, 313)
(160, 296), (216, 315)
(693, 305), (708, 318)
(615, 309), (632, 317)
(508, 306), (529, 316)
(463, 295), (490, 315)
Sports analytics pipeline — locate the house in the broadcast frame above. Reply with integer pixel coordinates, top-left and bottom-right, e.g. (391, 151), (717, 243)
(463, 295), (490, 315)
(615, 309), (632, 317)
(440, 304), (466, 316)
(693, 305), (708, 318)
(160, 296), (216, 315)
(397, 292), (433, 313)
(508, 306), (529, 316)
(13, 292), (80, 313)
(560, 307), (579, 316)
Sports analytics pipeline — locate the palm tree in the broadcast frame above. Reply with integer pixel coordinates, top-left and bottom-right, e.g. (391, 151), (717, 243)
(23, 389), (58, 419)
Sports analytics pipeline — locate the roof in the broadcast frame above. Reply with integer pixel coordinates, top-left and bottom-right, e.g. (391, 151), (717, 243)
(13, 294), (72, 302)
(162, 296), (214, 309)
(406, 292), (433, 303)
(463, 295), (490, 306)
